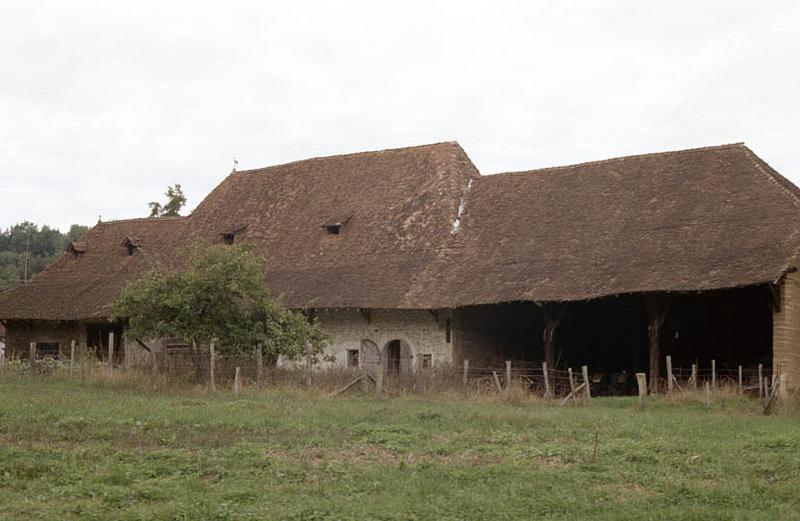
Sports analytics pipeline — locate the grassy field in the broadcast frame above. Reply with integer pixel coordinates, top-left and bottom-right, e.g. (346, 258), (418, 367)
(0, 376), (798, 520)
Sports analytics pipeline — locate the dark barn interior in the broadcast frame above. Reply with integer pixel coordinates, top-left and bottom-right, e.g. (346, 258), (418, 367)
(455, 285), (773, 395)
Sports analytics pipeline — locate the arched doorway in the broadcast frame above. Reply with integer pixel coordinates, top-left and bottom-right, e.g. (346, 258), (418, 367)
(384, 339), (413, 375)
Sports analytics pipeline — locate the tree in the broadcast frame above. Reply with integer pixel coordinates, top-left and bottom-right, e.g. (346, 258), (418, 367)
(148, 184), (187, 217)
(113, 244), (327, 362)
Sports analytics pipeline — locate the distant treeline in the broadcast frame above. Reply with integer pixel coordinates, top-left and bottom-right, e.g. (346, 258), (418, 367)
(0, 222), (89, 292)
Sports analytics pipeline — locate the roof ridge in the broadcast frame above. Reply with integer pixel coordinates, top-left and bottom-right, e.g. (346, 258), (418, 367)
(235, 141), (461, 175)
(490, 142), (747, 177)
(97, 216), (189, 226)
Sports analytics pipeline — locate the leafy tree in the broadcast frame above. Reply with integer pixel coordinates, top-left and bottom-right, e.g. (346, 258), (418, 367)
(113, 244), (327, 361)
(149, 184), (187, 217)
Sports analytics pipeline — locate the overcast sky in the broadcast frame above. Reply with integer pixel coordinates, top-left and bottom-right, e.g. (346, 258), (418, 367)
(1, 1), (799, 231)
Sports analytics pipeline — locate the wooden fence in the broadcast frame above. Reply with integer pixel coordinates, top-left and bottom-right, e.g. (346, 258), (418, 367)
(1, 341), (789, 410)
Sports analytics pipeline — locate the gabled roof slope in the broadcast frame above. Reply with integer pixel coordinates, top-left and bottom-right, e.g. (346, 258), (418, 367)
(0, 217), (192, 320)
(408, 144), (800, 306)
(190, 142), (477, 308)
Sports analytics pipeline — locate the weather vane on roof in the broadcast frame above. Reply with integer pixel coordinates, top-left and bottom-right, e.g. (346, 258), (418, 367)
(233, 157), (239, 172)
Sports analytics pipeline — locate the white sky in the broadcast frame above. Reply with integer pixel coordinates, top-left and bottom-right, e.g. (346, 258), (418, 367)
(1, 1), (799, 231)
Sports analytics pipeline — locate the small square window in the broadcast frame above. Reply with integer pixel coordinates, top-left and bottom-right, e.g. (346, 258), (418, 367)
(421, 353), (433, 369)
(36, 342), (60, 359)
(347, 349), (360, 368)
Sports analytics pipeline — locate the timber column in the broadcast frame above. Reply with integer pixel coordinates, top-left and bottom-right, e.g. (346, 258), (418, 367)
(644, 295), (669, 394)
(536, 302), (565, 370)
(773, 271), (800, 391)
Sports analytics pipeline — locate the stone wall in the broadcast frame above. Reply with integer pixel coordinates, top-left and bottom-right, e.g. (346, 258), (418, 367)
(293, 308), (455, 371)
(773, 270), (800, 390)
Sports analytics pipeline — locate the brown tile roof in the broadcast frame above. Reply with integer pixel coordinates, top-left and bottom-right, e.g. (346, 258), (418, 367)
(408, 143), (800, 306)
(0, 141), (798, 320)
(0, 217), (192, 320)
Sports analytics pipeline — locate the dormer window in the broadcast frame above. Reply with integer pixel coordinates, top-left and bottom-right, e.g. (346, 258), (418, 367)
(220, 225), (248, 245)
(322, 216), (350, 236)
(66, 241), (86, 258)
(121, 236), (142, 256)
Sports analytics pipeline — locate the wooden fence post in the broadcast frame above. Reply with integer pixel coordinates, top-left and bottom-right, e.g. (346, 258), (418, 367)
(375, 357), (383, 399)
(542, 361), (552, 398)
(151, 349), (159, 378)
(737, 365), (743, 395)
(123, 335), (131, 371)
(209, 341), (216, 392)
(505, 360), (512, 392)
(636, 373), (647, 409)
(256, 345), (264, 389)
(29, 342), (36, 373)
(233, 367), (241, 395)
(666, 355), (673, 394)
(107, 332), (115, 376)
(304, 344), (312, 387)
(779, 374), (788, 399)
(568, 367), (576, 396)
(582, 365), (591, 400)
(69, 340), (76, 376)
(691, 364), (697, 390)
(758, 364), (764, 399)
(462, 359), (469, 386)
(711, 359), (716, 388)
(704, 381), (711, 406)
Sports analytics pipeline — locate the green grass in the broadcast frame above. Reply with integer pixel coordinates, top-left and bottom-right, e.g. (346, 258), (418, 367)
(0, 376), (798, 520)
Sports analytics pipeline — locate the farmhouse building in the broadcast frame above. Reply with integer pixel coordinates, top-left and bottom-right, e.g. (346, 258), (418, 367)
(2, 142), (800, 391)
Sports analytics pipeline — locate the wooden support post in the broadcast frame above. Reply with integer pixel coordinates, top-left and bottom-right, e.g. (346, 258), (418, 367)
(505, 360), (512, 392)
(711, 359), (716, 388)
(256, 345), (264, 389)
(542, 361), (552, 398)
(559, 382), (586, 406)
(107, 331), (115, 375)
(304, 344), (312, 387)
(69, 340), (76, 376)
(492, 371), (503, 393)
(666, 355), (673, 394)
(636, 373), (647, 409)
(568, 367), (576, 396)
(691, 364), (697, 390)
(209, 341), (216, 392)
(738, 365), (743, 395)
(536, 302), (565, 371)
(462, 359), (469, 386)
(758, 364), (764, 398)
(233, 367), (241, 395)
(704, 381), (711, 406)
(582, 365), (591, 400)
(644, 295), (668, 394)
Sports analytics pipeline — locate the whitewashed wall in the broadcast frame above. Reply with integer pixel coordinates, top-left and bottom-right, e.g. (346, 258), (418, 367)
(283, 308), (454, 371)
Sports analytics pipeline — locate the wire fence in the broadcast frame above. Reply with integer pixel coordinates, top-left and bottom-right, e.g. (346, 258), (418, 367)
(0, 344), (784, 401)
